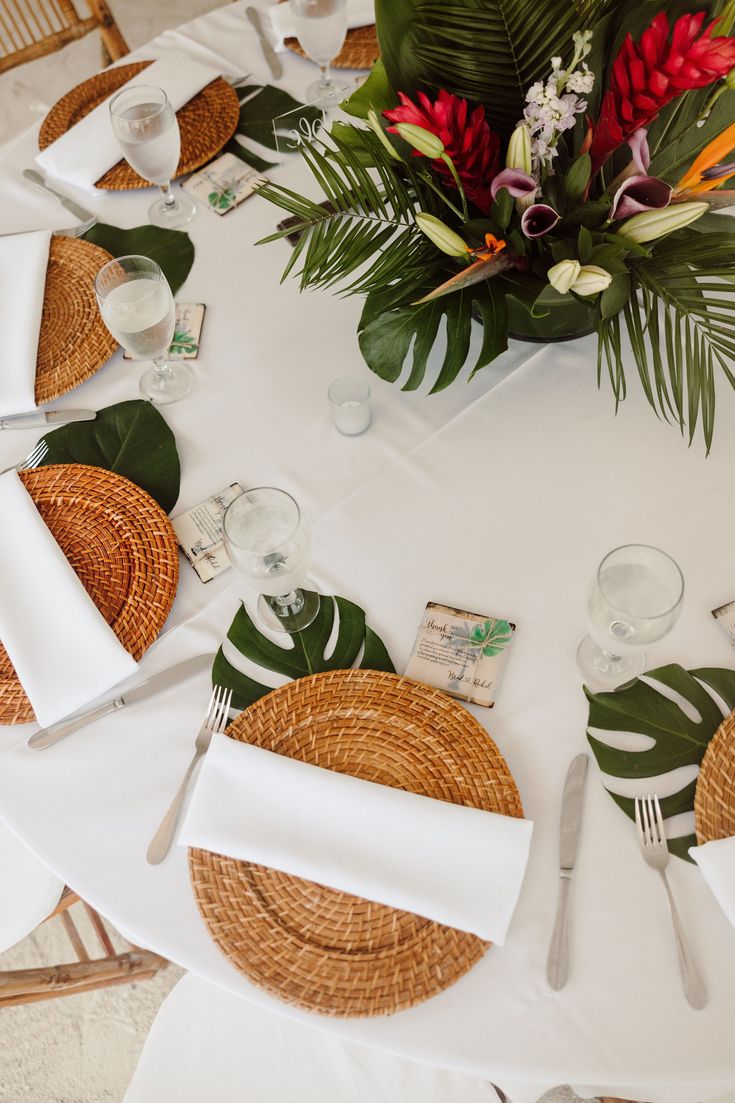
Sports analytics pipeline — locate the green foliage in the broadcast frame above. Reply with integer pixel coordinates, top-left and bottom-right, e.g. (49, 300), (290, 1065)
(374, 0), (622, 141)
(585, 664), (735, 861)
(38, 400), (181, 513)
(212, 594), (395, 710)
(82, 223), (194, 295)
(224, 83), (322, 170)
(341, 58), (392, 119)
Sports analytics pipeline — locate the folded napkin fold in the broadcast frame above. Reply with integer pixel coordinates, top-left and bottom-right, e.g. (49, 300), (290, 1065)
(0, 230), (51, 417)
(179, 732), (533, 943)
(36, 53), (222, 192)
(270, 0), (374, 49)
(690, 836), (735, 928)
(0, 471), (138, 726)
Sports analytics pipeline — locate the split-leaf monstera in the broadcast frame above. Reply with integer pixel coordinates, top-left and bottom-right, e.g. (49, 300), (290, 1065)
(212, 593), (395, 710)
(585, 664), (735, 861)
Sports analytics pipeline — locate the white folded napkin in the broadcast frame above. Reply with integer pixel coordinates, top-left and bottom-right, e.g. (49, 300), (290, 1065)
(180, 733), (533, 942)
(36, 53), (222, 192)
(0, 471), (138, 726)
(690, 836), (735, 928)
(270, 0), (374, 49)
(0, 230), (51, 417)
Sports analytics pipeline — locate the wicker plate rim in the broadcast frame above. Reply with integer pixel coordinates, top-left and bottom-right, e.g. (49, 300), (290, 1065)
(695, 708), (735, 844)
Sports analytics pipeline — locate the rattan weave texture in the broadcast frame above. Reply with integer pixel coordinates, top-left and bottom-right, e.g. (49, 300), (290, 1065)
(695, 710), (735, 844)
(284, 24), (378, 69)
(0, 465), (179, 725)
(39, 61), (239, 190)
(189, 668), (524, 1017)
(34, 236), (117, 406)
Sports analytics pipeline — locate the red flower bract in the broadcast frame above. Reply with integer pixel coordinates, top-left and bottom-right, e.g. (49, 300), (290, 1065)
(384, 89), (500, 214)
(590, 11), (735, 172)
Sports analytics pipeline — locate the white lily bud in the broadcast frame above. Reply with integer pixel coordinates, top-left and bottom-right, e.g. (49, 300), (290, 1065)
(415, 212), (468, 257)
(506, 125), (532, 174)
(571, 265), (612, 296)
(366, 108), (403, 161)
(393, 123), (445, 159)
(547, 259), (581, 294)
(616, 201), (708, 243)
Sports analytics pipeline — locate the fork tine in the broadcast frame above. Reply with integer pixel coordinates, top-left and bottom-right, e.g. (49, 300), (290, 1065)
(634, 796), (644, 842)
(641, 795), (652, 844)
(202, 684), (218, 726)
(20, 440), (48, 471)
(652, 794), (666, 845)
(218, 689), (233, 732)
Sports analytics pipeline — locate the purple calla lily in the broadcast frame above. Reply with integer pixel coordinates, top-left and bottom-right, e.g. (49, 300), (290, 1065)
(490, 168), (537, 200)
(627, 128), (650, 173)
(611, 174), (672, 220)
(521, 203), (560, 238)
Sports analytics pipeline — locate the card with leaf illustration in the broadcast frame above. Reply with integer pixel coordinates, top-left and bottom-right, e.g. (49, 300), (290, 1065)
(404, 601), (516, 707)
(183, 152), (266, 215)
(124, 303), (205, 361)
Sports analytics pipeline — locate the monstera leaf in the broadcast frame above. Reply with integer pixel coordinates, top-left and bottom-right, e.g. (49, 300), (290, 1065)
(374, 0), (621, 140)
(213, 593), (395, 710)
(82, 224), (194, 295)
(225, 83), (322, 170)
(39, 400), (181, 514)
(585, 664), (735, 860)
(469, 618), (514, 657)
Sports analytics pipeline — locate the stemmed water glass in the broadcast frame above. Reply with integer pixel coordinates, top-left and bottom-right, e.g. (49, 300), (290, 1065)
(223, 487), (320, 633)
(95, 255), (194, 404)
(109, 86), (197, 228)
(576, 544), (684, 690)
(288, 0), (349, 106)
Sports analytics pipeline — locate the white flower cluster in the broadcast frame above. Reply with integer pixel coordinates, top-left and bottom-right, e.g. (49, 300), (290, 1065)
(523, 31), (595, 173)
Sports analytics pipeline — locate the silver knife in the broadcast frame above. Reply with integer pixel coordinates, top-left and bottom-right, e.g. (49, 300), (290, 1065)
(547, 752), (589, 991)
(0, 410), (96, 430)
(28, 654), (213, 750)
(22, 169), (97, 227)
(245, 6), (283, 80)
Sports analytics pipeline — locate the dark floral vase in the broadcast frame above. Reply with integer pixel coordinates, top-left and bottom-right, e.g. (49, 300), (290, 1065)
(506, 287), (598, 342)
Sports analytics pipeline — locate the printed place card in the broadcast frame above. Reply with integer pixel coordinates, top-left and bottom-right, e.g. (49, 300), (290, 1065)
(124, 303), (205, 361)
(712, 599), (735, 647)
(172, 483), (244, 583)
(404, 601), (516, 708)
(183, 152), (266, 215)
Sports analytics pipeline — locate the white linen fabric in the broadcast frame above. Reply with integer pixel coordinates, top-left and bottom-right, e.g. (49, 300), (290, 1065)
(0, 229), (51, 416)
(690, 837), (735, 928)
(35, 53), (222, 191)
(179, 733), (533, 942)
(270, 0), (374, 48)
(0, 471), (138, 726)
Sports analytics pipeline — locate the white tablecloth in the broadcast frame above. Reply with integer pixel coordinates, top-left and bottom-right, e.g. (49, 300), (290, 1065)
(2, 5), (735, 1102)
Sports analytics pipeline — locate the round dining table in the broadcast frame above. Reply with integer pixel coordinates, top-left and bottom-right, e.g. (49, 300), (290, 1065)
(1, 4), (735, 1101)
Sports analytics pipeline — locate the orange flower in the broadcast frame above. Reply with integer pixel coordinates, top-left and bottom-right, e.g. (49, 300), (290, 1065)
(469, 233), (506, 260)
(676, 121), (735, 193)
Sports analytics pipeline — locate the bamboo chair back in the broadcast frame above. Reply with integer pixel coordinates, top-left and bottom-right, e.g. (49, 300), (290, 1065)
(0, 0), (128, 74)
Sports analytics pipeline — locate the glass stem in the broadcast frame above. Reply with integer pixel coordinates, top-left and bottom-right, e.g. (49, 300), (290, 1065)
(319, 63), (332, 90)
(152, 354), (172, 382)
(600, 647), (622, 663)
(160, 181), (177, 209)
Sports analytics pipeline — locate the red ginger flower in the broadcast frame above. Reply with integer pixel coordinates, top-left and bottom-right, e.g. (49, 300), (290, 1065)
(384, 89), (500, 214)
(590, 11), (735, 172)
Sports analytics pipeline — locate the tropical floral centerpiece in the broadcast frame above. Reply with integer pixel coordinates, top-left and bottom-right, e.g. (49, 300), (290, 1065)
(259, 0), (735, 447)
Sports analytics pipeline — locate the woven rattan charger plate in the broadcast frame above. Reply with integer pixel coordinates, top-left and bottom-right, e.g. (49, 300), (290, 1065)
(695, 709), (735, 843)
(35, 236), (117, 406)
(0, 465), (179, 725)
(279, 3), (379, 70)
(38, 61), (239, 190)
(189, 668), (524, 1017)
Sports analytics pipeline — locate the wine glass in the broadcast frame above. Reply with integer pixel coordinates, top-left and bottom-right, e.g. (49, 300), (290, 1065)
(109, 86), (197, 229)
(288, 0), (349, 107)
(223, 487), (320, 633)
(576, 544), (684, 691)
(95, 255), (193, 404)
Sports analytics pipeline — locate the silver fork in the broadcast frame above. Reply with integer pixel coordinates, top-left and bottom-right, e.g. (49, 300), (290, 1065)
(634, 795), (707, 1009)
(0, 439), (48, 477)
(146, 685), (233, 865)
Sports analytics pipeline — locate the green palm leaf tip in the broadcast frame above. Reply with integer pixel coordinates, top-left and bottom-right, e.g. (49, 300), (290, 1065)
(374, 0), (616, 141)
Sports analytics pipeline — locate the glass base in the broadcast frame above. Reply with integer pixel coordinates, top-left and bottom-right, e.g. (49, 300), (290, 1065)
(257, 588), (320, 633)
(148, 190), (197, 229)
(140, 362), (194, 405)
(305, 77), (350, 107)
(576, 635), (646, 692)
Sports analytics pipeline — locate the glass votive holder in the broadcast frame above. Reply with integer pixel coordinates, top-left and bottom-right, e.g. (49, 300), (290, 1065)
(328, 376), (372, 436)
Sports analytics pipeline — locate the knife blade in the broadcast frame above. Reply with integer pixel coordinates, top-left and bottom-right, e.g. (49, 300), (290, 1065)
(245, 6), (283, 79)
(0, 410), (96, 430)
(547, 752), (589, 991)
(28, 654), (213, 750)
(22, 169), (97, 227)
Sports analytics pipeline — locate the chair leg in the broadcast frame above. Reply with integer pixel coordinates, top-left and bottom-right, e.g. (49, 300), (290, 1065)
(85, 0), (129, 61)
(0, 949), (169, 1008)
